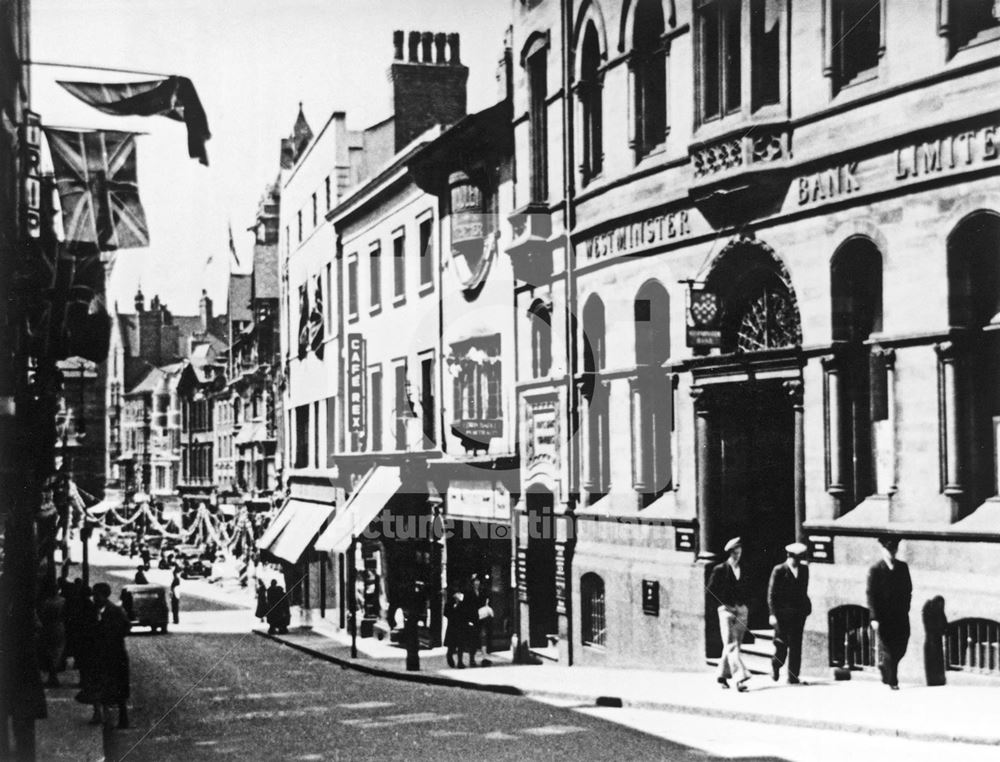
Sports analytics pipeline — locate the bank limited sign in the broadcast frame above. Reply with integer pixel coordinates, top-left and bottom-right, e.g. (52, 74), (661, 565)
(794, 121), (1000, 209)
(446, 480), (511, 522)
(347, 333), (367, 448)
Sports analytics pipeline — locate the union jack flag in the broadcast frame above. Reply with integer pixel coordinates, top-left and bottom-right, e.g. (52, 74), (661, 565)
(44, 128), (149, 251)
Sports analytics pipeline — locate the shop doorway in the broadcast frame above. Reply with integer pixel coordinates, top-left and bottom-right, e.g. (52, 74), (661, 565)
(526, 487), (557, 648)
(714, 381), (797, 630)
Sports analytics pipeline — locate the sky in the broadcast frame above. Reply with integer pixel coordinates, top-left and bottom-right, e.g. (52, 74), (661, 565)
(30, 0), (512, 316)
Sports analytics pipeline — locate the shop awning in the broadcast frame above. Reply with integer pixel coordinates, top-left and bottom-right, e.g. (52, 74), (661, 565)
(260, 499), (336, 565)
(315, 465), (401, 554)
(256, 500), (297, 551)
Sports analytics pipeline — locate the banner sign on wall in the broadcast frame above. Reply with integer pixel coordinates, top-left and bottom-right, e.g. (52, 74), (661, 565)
(347, 333), (367, 450)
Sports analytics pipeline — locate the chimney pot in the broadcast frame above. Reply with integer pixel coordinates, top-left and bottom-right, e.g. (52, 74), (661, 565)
(393, 30), (404, 60)
(447, 33), (461, 65)
(408, 31), (420, 62)
(421, 31), (433, 63)
(434, 32), (447, 63)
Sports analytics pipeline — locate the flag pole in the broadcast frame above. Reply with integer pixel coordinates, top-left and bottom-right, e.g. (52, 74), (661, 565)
(26, 59), (174, 79)
(44, 125), (149, 135)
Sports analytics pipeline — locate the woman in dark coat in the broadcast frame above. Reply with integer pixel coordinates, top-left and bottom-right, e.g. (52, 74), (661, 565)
(254, 580), (268, 622)
(265, 580), (290, 634)
(443, 588), (465, 668)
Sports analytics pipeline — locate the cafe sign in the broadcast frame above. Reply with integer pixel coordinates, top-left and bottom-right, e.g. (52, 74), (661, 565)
(347, 333), (367, 449)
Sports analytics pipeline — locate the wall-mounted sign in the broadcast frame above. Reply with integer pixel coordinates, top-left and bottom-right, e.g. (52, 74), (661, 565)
(452, 418), (503, 442)
(555, 543), (568, 616)
(674, 525), (697, 553)
(525, 394), (559, 471)
(686, 285), (722, 348)
(808, 534), (834, 564)
(21, 111), (42, 239)
(579, 209), (694, 264)
(347, 333), (367, 449)
(446, 480), (511, 522)
(792, 121), (1000, 211)
(516, 547), (528, 602)
(642, 579), (660, 616)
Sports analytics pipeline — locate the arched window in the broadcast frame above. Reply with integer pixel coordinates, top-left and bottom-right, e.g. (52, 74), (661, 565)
(632, 0), (667, 158)
(830, 239), (883, 508)
(634, 280), (670, 366)
(581, 295), (609, 495)
(580, 572), (607, 647)
(528, 300), (552, 378)
(582, 294), (606, 373)
(633, 281), (672, 502)
(579, 21), (604, 180)
(946, 213), (1000, 510)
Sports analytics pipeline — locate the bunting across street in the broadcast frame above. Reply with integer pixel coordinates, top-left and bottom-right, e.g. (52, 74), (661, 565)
(57, 76), (211, 165)
(43, 127), (149, 250)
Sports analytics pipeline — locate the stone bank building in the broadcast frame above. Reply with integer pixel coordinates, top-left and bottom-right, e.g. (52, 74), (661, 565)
(508, 0), (1000, 682)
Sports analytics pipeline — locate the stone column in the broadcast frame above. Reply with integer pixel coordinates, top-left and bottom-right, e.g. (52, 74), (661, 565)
(936, 341), (964, 497)
(577, 379), (593, 502)
(822, 355), (847, 502)
(692, 386), (716, 559)
(784, 380), (806, 543)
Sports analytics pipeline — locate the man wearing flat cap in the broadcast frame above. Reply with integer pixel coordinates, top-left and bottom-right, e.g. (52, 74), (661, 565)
(707, 537), (751, 691)
(867, 536), (912, 689)
(768, 542), (811, 684)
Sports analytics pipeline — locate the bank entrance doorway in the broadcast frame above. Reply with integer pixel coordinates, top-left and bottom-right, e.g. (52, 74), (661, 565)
(713, 381), (797, 630)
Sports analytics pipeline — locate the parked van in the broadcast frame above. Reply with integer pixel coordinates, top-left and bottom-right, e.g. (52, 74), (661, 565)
(121, 584), (170, 633)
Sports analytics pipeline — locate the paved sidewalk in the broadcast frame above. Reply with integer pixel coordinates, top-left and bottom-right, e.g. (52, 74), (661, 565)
(34, 677), (107, 762)
(260, 622), (1000, 747)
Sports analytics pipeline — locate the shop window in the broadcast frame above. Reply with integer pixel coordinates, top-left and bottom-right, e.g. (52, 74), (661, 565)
(419, 217), (434, 288)
(581, 573), (607, 647)
(393, 232), (406, 302)
(829, 239), (883, 508)
(579, 21), (604, 180)
(526, 39), (548, 203)
(945, 213), (1000, 509)
(369, 243), (381, 312)
(528, 300), (552, 378)
(632, 0), (667, 156)
(698, 0), (741, 121)
(943, 0), (1000, 55)
(828, 0), (882, 92)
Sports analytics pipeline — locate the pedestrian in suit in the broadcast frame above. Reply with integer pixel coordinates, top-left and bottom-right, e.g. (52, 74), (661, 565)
(707, 537), (751, 691)
(91, 582), (131, 729)
(867, 536), (912, 689)
(768, 542), (812, 684)
(443, 587), (464, 668)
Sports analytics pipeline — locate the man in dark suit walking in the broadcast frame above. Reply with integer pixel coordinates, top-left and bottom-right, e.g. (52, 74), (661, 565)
(707, 537), (751, 691)
(867, 536), (912, 689)
(768, 542), (812, 684)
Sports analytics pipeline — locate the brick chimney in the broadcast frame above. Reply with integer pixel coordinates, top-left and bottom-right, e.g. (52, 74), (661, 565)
(200, 289), (214, 334)
(389, 30), (468, 152)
